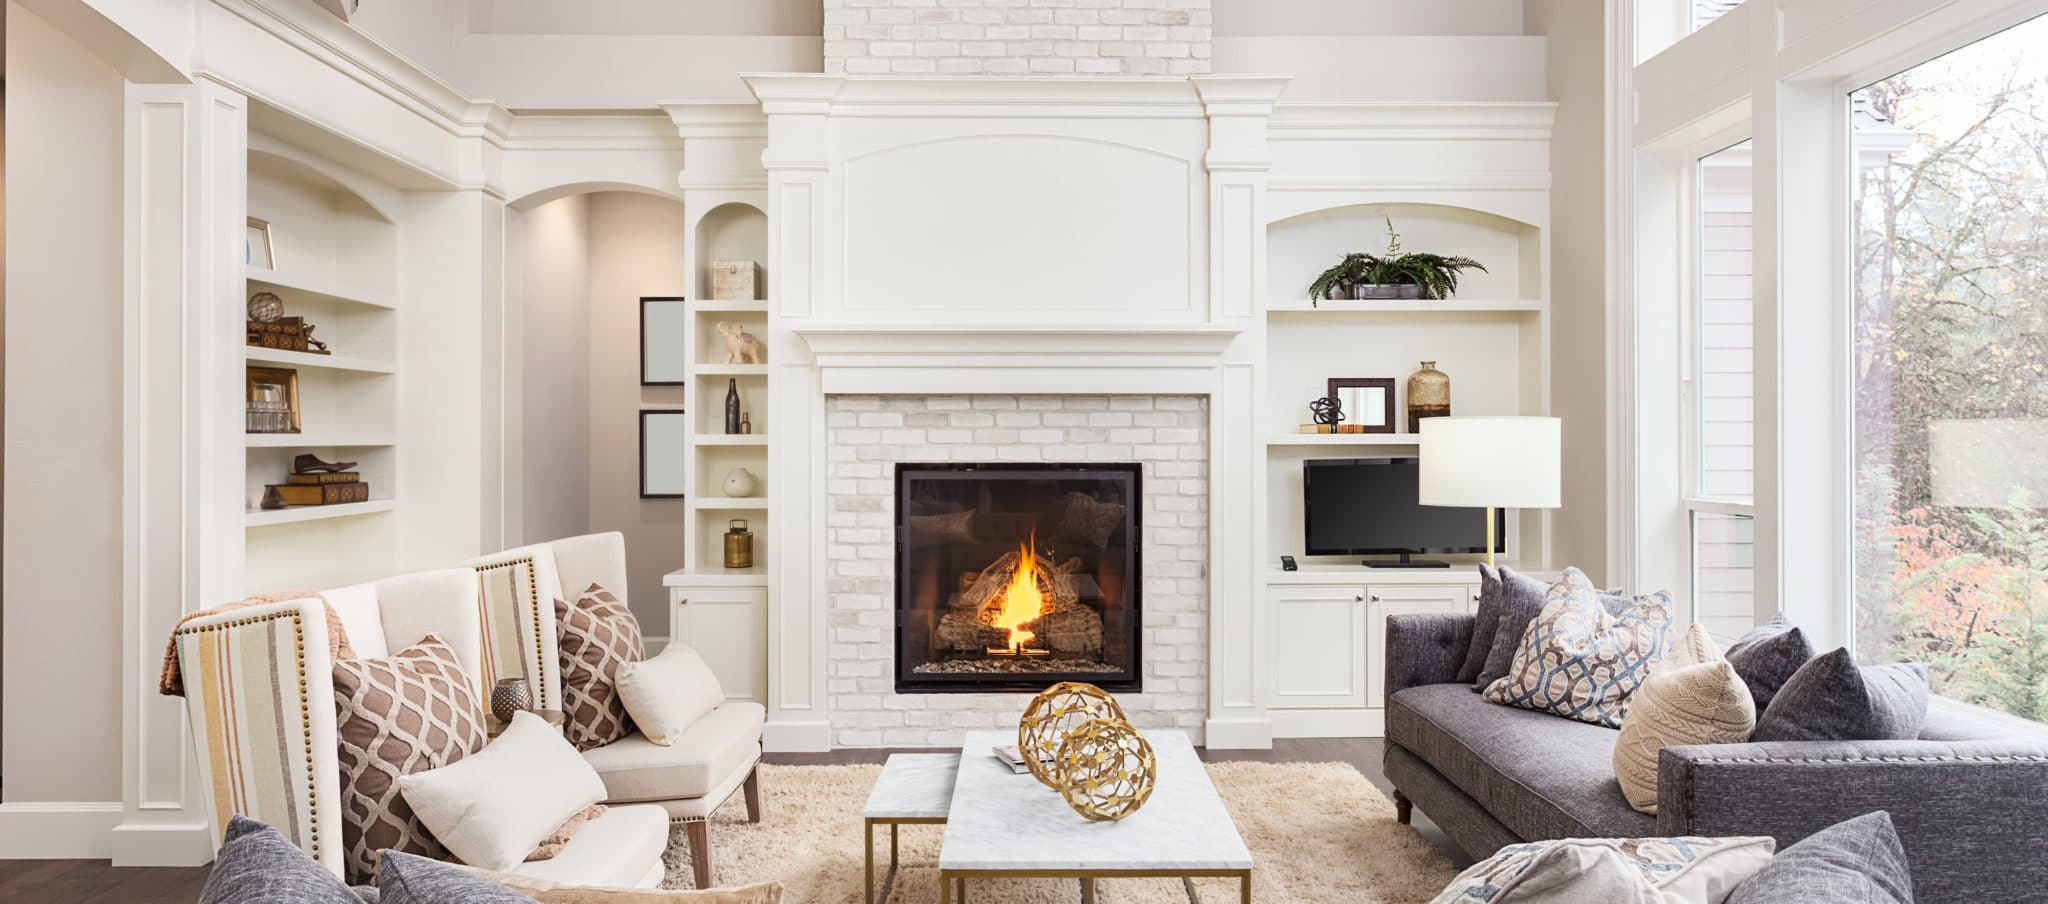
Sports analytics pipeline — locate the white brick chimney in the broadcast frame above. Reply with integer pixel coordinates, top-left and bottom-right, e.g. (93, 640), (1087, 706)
(822, 0), (1213, 76)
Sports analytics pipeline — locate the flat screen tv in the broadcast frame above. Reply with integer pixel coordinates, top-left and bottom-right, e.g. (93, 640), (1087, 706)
(1303, 458), (1502, 566)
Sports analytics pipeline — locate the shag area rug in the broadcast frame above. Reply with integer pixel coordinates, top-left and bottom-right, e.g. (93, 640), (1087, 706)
(661, 761), (1457, 903)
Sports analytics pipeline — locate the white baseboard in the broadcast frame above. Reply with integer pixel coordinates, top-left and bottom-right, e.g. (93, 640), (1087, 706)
(1202, 716), (1276, 750)
(761, 718), (834, 753)
(111, 820), (215, 867)
(0, 801), (121, 859)
(1269, 707), (1385, 739)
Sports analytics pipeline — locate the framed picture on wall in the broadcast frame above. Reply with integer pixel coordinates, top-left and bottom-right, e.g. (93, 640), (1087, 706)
(641, 297), (689, 386)
(640, 410), (689, 498)
(1328, 377), (1397, 434)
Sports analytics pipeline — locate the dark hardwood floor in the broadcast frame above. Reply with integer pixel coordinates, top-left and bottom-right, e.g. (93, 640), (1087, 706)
(0, 738), (1461, 902)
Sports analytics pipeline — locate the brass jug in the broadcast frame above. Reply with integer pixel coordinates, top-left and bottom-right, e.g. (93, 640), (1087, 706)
(1406, 361), (1450, 434)
(723, 519), (755, 569)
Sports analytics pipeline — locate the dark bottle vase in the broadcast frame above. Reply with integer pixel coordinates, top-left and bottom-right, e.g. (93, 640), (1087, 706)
(724, 378), (742, 434)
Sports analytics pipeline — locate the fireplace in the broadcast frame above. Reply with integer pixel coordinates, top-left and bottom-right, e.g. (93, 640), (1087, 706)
(894, 463), (1142, 693)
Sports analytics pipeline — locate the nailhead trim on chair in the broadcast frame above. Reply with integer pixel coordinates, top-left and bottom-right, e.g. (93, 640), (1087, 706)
(175, 609), (322, 863)
(474, 556), (551, 710)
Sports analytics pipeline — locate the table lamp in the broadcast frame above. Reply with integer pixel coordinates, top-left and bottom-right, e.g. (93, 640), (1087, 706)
(1418, 417), (1561, 566)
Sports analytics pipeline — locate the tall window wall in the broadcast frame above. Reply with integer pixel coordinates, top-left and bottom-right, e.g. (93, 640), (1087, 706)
(1850, 15), (2048, 722)
(1691, 141), (1758, 638)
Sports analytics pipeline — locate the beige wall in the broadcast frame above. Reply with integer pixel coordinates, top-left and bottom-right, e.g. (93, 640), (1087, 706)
(586, 192), (688, 637)
(1526, 0), (1612, 582)
(2, 0), (125, 802)
(514, 194), (592, 546)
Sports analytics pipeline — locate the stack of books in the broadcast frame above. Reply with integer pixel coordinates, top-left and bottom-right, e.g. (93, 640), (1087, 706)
(992, 745), (1038, 775)
(266, 471), (370, 506)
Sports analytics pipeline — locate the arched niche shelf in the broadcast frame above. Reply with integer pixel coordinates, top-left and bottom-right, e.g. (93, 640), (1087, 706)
(247, 145), (399, 299)
(507, 181), (683, 213)
(694, 201), (768, 302)
(1267, 201), (1543, 305)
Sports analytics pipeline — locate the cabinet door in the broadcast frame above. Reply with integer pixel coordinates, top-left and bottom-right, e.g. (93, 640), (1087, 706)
(1366, 584), (1473, 708)
(1269, 584), (1368, 710)
(670, 586), (767, 703)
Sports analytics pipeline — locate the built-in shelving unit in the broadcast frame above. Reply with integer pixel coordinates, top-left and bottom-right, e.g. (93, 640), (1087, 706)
(241, 131), (402, 593)
(677, 199), (772, 580)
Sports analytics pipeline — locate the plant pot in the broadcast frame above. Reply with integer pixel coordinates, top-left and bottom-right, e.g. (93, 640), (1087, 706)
(1350, 283), (1428, 300)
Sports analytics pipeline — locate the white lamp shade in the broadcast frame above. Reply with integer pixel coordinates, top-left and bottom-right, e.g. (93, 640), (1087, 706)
(1418, 416), (1562, 509)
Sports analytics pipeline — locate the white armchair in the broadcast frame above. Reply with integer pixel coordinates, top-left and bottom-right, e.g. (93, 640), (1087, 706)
(173, 567), (670, 887)
(463, 532), (765, 888)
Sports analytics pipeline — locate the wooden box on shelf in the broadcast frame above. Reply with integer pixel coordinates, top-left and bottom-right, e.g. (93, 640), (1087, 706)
(710, 261), (760, 301)
(248, 317), (310, 352)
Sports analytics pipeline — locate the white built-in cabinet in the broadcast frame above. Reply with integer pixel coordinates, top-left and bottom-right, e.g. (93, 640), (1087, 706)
(1267, 568), (1488, 738)
(668, 583), (768, 704)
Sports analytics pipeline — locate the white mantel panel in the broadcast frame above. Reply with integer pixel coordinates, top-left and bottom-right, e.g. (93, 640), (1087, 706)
(840, 133), (1203, 319)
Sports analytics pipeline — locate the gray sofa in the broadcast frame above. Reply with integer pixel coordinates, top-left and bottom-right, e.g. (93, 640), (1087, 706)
(1383, 612), (2048, 904)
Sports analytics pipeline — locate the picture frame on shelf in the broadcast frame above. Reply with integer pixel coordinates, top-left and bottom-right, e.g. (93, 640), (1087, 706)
(245, 217), (276, 270)
(1328, 378), (1397, 434)
(640, 409), (689, 498)
(246, 366), (301, 434)
(640, 297), (689, 386)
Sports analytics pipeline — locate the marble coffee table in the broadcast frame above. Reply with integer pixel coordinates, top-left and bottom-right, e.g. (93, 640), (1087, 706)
(937, 730), (1253, 903)
(864, 754), (959, 904)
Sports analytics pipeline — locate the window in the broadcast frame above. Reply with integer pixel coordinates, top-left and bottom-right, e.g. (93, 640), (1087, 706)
(1692, 0), (1744, 31)
(1851, 15), (2048, 722)
(1688, 140), (1758, 636)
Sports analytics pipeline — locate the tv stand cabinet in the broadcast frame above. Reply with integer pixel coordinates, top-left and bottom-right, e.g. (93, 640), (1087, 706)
(1263, 565), (1558, 738)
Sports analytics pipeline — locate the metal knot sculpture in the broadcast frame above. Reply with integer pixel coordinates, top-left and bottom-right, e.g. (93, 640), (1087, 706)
(1310, 395), (1345, 427)
(1019, 682), (1127, 788)
(1055, 717), (1157, 822)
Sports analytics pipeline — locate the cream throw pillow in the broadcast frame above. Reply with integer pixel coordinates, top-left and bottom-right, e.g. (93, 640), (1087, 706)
(397, 710), (608, 871)
(1428, 835), (1775, 904)
(615, 643), (725, 746)
(1613, 623), (1757, 813)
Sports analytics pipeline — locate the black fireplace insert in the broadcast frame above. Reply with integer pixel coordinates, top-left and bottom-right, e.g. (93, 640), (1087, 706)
(894, 462), (1141, 693)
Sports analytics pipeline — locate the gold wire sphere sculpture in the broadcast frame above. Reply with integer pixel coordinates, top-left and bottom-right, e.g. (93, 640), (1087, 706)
(1055, 717), (1158, 822)
(1018, 682), (1128, 788)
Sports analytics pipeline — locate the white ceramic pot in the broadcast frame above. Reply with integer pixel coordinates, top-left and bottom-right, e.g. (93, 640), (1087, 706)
(722, 467), (758, 498)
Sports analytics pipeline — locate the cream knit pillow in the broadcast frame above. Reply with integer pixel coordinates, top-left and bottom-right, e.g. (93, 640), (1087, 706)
(1613, 623), (1757, 813)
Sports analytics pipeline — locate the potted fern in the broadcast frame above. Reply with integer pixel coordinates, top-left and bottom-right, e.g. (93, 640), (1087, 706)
(1306, 217), (1486, 304)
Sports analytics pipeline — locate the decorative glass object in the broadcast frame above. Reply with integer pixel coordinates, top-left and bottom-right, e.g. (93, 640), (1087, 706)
(1055, 717), (1157, 822)
(1406, 361), (1451, 434)
(490, 678), (534, 725)
(1018, 682), (1127, 788)
(723, 519), (755, 569)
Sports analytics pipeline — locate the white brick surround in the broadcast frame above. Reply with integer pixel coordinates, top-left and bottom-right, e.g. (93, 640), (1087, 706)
(825, 394), (1210, 747)
(822, 0), (1213, 76)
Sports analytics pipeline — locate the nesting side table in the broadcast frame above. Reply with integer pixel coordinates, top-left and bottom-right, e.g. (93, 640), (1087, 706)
(863, 754), (959, 904)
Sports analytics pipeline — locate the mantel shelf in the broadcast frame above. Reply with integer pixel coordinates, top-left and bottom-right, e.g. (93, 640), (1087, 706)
(1266, 299), (1542, 314)
(1266, 434), (1423, 447)
(246, 266), (397, 310)
(245, 347), (395, 374)
(794, 323), (1243, 357)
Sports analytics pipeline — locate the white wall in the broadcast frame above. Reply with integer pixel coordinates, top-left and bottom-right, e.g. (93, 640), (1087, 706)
(586, 192), (688, 637)
(350, 0), (467, 91)
(2, 0), (126, 803)
(515, 195), (592, 545)
(469, 0), (820, 35)
(1525, 0), (1611, 581)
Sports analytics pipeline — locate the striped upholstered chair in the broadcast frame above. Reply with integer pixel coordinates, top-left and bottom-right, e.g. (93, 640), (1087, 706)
(463, 532), (765, 889)
(173, 567), (672, 886)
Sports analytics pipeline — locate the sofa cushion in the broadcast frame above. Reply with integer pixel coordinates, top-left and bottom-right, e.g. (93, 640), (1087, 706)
(1723, 614), (1815, 714)
(1726, 811), (1913, 904)
(200, 816), (367, 904)
(615, 643), (725, 746)
(397, 710), (608, 872)
(1474, 567), (1640, 692)
(556, 584), (645, 751)
(1388, 683), (1654, 840)
(582, 702), (765, 802)
(508, 803), (671, 889)
(1483, 568), (1674, 728)
(1613, 624), (1756, 814)
(1458, 564), (1508, 684)
(377, 852), (536, 904)
(1753, 648), (1927, 743)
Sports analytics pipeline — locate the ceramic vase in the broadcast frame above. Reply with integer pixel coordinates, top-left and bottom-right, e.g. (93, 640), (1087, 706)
(1407, 361), (1450, 434)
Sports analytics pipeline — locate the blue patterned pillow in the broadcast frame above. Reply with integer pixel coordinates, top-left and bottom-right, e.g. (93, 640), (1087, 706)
(1482, 567), (1674, 728)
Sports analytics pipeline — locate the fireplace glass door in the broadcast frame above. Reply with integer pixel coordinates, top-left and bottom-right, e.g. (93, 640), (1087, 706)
(895, 463), (1141, 693)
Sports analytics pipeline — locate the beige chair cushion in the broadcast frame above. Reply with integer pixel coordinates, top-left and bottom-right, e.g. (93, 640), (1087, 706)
(507, 803), (670, 889)
(1612, 623), (1756, 813)
(615, 643), (725, 746)
(582, 702), (765, 802)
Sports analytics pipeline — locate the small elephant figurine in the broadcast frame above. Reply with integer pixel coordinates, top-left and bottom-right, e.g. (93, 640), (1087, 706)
(717, 321), (764, 365)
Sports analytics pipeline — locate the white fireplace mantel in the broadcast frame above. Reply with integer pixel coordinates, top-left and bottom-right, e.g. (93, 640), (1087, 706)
(793, 323), (1244, 395)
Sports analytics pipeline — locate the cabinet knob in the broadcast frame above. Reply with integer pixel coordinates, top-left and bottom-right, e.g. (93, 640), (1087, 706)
(1472, 592), (1481, 601)
(1369, 594), (1381, 603)
(1355, 593), (1366, 603)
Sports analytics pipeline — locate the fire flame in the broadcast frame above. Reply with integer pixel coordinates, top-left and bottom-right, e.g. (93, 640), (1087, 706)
(989, 538), (1048, 652)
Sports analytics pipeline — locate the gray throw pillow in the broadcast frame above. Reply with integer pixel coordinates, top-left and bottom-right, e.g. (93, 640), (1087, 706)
(199, 816), (365, 904)
(1725, 613), (1816, 714)
(1727, 811), (1913, 904)
(1752, 649), (1928, 742)
(1474, 567), (1637, 692)
(1458, 564), (1507, 684)
(377, 851), (537, 904)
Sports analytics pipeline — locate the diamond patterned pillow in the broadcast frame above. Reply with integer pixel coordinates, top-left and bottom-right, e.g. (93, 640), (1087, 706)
(1483, 567), (1674, 728)
(556, 584), (644, 751)
(332, 635), (487, 883)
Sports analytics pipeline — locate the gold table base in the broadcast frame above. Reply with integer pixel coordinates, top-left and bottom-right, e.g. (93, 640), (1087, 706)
(865, 816), (946, 904)
(937, 868), (1252, 904)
